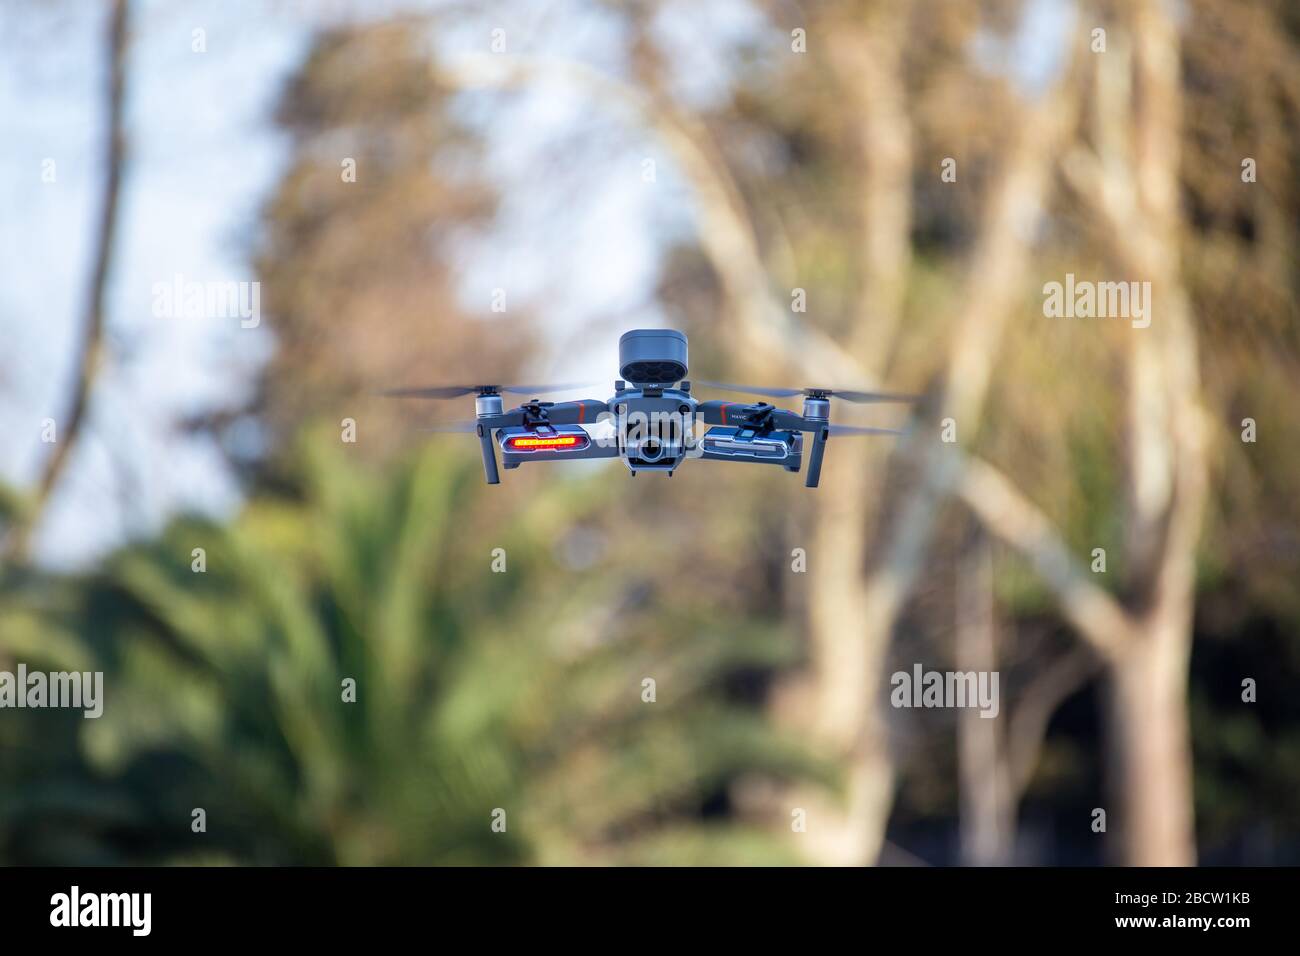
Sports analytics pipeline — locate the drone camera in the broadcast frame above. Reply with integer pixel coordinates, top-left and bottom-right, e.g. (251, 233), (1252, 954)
(621, 408), (688, 471)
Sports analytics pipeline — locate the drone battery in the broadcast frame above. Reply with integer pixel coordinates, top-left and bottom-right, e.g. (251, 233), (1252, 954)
(619, 329), (688, 385)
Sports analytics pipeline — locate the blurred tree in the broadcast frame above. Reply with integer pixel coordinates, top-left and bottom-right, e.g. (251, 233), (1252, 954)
(636, 0), (1086, 863)
(615, 0), (1300, 864)
(224, 19), (536, 473)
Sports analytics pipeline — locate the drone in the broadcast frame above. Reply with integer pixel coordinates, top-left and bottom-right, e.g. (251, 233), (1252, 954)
(381, 329), (914, 488)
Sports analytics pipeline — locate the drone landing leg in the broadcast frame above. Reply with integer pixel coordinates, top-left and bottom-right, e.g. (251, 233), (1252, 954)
(477, 425), (500, 484)
(804, 426), (828, 488)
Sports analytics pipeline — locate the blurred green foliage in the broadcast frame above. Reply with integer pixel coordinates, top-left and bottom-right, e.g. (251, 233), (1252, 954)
(0, 433), (831, 865)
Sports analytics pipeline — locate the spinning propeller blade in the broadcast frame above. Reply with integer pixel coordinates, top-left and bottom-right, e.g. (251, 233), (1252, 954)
(697, 381), (917, 404)
(380, 385), (482, 399)
(380, 381), (597, 399)
(826, 424), (908, 437)
(697, 381), (803, 399)
(824, 389), (918, 404)
(500, 382), (597, 395)
(420, 420), (479, 433)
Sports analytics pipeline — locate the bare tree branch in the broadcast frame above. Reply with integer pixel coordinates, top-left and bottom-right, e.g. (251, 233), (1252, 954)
(826, 4), (914, 363)
(1007, 645), (1103, 800)
(856, 56), (1085, 649)
(4, 0), (128, 562)
(956, 456), (1133, 659)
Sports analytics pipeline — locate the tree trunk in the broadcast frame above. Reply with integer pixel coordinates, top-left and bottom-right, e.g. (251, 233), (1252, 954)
(957, 530), (1013, 865)
(794, 1), (914, 866)
(799, 441), (896, 867)
(1103, 618), (1196, 865)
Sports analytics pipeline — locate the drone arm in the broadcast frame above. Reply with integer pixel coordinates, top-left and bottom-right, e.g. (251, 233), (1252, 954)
(767, 409), (814, 431)
(537, 399), (610, 426)
(696, 400), (773, 426)
(696, 401), (728, 425)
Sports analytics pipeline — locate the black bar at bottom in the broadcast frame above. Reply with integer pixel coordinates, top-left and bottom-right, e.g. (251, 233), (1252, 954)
(0, 865), (1283, 942)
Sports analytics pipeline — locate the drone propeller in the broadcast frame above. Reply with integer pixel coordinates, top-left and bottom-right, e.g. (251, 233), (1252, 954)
(418, 398), (609, 434)
(697, 381), (917, 404)
(826, 424), (908, 437)
(420, 420), (480, 433)
(380, 381), (597, 400)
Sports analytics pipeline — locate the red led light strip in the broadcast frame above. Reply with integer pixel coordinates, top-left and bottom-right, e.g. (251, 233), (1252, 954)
(507, 434), (587, 449)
